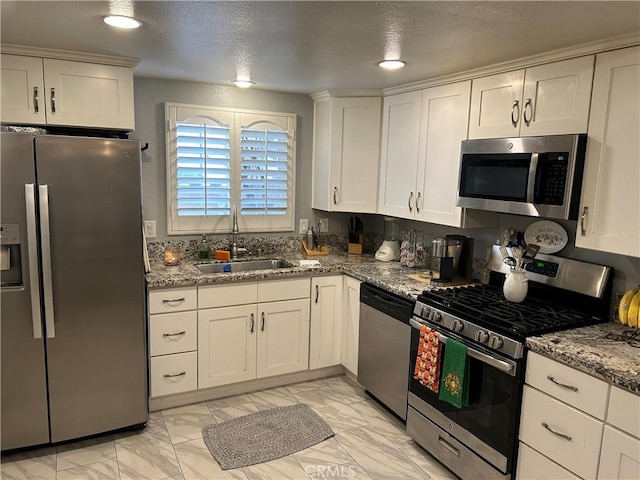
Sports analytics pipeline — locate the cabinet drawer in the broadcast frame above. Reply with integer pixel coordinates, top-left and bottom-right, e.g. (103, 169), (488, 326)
(607, 386), (640, 438)
(198, 282), (258, 309)
(519, 385), (603, 480)
(516, 442), (580, 480)
(525, 351), (609, 419)
(150, 351), (197, 397)
(258, 278), (310, 302)
(149, 286), (197, 314)
(149, 311), (197, 356)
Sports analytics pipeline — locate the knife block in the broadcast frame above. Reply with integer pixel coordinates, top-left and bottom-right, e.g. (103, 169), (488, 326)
(348, 234), (363, 254)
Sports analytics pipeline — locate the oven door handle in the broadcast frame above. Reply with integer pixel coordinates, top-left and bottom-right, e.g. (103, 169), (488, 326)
(410, 318), (515, 375)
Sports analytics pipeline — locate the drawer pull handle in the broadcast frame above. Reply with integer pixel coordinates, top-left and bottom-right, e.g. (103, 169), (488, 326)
(438, 437), (460, 457)
(546, 375), (578, 392)
(162, 297), (185, 305)
(162, 331), (186, 337)
(542, 422), (572, 442)
(163, 372), (186, 378)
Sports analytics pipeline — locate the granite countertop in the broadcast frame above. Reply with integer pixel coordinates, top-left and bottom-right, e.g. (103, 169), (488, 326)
(527, 323), (640, 394)
(146, 252), (434, 301)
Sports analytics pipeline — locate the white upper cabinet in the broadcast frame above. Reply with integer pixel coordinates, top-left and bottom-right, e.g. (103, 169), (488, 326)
(377, 90), (422, 219)
(1, 54), (46, 124)
(576, 46), (640, 257)
(1, 54), (135, 130)
(378, 84), (489, 227)
(469, 56), (594, 138)
(415, 81), (471, 226)
(312, 94), (381, 213)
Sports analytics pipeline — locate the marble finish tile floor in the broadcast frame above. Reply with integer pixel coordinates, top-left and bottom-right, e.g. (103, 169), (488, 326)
(0, 375), (459, 480)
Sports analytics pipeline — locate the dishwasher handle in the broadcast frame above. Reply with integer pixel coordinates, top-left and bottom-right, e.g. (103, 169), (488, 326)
(360, 283), (414, 322)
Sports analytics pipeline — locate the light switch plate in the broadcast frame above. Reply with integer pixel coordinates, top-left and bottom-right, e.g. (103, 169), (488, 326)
(144, 220), (156, 238)
(319, 218), (329, 232)
(299, 219), (309, 234)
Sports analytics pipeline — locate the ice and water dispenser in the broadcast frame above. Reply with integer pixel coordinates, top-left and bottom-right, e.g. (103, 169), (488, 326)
(0, 224), (24, 287)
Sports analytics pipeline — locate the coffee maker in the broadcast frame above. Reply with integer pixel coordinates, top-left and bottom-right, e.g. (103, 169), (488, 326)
(431, 235), (474, 286)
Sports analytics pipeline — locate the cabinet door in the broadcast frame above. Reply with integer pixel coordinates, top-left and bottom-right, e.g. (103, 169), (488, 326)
(416, 81), (471, 226)
(43, 59), (134, 130)
(521, 56), (594, 136)
(516, 442), (581, 480)
(341, 276), (361, 375)
(256, 299), (310, 378)
(330, 97), (381, 213)
(309, 276), (343, 369)
(1, 54), (46, 125)
(598, 426), (640, 480)
(198, 305), (257, 388)
(469, 70), (524, 139)
(576, 47), (640, 257)
(377, 91), (422, 218)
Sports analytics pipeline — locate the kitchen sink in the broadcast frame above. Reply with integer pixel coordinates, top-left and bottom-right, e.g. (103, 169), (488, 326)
(195, 259), (293, 274)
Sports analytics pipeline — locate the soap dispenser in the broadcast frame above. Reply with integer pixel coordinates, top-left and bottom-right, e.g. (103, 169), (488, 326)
(198, 234), (210, 261)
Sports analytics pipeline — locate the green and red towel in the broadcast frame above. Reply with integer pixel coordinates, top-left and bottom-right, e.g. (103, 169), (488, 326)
(438, 338), (470, 408)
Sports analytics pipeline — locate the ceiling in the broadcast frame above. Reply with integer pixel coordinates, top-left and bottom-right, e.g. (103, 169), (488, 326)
(1, 1), (639, 95)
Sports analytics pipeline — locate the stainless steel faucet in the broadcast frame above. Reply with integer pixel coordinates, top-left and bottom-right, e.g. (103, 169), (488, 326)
(231, 204), (239, 259)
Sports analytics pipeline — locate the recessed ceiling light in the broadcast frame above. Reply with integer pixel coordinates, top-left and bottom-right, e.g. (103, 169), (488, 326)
(232, 79), (257, 88)
(103, 15), (142, 29)
(378, 60), (406, 70)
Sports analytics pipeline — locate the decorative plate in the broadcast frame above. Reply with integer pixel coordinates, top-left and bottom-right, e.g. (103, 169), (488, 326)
(524, 220), (568, 254)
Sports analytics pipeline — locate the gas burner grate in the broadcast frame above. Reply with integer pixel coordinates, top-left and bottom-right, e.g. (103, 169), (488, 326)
(420, 284), (602, 338)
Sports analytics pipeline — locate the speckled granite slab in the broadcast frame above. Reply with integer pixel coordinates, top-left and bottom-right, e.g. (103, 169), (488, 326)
(527, 323), (640, 394)
(146, 252), (439, 301)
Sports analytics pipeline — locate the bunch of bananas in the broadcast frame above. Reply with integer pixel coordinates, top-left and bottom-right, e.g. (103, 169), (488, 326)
(619, 285), (640, 327)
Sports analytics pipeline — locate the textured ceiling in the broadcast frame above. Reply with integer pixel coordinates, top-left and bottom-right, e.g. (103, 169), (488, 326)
(1, 1), (639, 94)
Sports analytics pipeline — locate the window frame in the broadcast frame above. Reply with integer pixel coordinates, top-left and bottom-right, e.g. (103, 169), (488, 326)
(165, 102), (296, 235)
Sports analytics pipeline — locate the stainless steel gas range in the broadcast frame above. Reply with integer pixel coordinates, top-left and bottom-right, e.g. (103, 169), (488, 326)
(406, 246), (613, 480)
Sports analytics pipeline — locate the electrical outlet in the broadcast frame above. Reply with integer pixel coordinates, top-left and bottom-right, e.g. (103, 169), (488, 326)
(319, 218), (329, 232)
(144, 220), (156, 238)
(299, 218), (309, 234)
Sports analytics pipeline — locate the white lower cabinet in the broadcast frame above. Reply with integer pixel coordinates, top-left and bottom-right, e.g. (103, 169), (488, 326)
(309, 276), (344, 369)
(197, 278), (311, 389)
(598, 425), (640, 480)
(256, 299), (310, 377)
(149, 286), (199, 398)
(341, 276), (361, 376)
(518, 352), (640, 480)
(198, 304), (257, 388)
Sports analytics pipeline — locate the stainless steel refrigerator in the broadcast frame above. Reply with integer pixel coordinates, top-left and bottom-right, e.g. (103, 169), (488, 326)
(1, 132), (147, 451)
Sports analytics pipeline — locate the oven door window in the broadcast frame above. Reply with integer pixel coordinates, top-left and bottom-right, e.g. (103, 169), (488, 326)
(409, 329), (522, 459)
(459, 154), (531, 202)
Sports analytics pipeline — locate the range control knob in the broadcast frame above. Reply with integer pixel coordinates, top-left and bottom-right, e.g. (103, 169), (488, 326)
(475, 330), (489, 343)
(488, 335), (504, 349)
(420, 305), (429, 318)
(451, 320), (464, 332)
(431, 311), (442, 322)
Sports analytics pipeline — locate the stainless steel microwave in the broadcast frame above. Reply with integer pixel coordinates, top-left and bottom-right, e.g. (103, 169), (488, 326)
(456, 134), (587, 220)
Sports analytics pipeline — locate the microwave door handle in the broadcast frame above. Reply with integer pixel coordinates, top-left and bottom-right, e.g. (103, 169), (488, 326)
(410, 318), (516, 376)
(527, 153), (539, 204)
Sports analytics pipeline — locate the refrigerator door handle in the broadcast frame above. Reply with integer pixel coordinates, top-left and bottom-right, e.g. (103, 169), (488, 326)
(38, 184), (56, 338)
(25, 184), (43, 339)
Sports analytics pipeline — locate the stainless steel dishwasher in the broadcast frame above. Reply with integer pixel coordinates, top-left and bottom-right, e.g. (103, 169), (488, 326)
(358, 283), (414, 420)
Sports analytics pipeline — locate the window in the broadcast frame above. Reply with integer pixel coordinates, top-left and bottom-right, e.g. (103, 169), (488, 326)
(166, 103), (296, 235)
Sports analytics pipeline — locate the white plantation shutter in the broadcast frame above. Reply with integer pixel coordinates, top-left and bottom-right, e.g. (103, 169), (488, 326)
(176, 121), (231, 216)
(166, 103), (295, 234)
(240, 125), (290, 216)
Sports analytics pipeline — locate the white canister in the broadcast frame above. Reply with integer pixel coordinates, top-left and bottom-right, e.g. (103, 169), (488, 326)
(503, 270), (528, 303)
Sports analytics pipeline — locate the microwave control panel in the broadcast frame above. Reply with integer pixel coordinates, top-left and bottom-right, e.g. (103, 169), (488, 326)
(534, 152), (568, 205)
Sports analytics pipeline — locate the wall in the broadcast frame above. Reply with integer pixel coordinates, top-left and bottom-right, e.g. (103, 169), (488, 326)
(132, 76), (316, 242)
